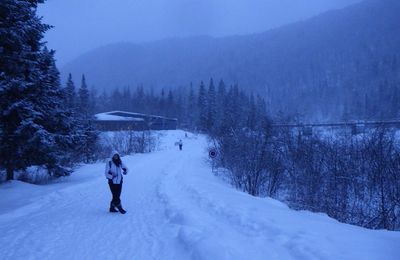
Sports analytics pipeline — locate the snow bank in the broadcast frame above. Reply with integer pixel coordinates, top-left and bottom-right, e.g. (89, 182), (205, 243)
(0, 130), (399, 260)
(158, 133), (400, 260)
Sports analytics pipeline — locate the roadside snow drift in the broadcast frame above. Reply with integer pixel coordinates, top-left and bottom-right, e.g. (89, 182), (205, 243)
(1, 130), (399, 260)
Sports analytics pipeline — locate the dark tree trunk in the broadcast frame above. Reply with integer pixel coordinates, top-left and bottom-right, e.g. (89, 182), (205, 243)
(6, 167), (14, 181)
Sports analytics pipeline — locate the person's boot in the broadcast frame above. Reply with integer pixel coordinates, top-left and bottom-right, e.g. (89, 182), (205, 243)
(109, 202), (118, 213)
(116, 204), (127, 214)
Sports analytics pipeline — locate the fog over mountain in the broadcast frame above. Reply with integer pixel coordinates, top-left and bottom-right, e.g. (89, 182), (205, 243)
(61, 0), (400, 121)
(3, 2), (400, 256)
(40, 0), (360, 65)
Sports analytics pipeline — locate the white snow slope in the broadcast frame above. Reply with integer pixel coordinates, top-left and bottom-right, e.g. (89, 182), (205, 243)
(1, 130), (399, 260)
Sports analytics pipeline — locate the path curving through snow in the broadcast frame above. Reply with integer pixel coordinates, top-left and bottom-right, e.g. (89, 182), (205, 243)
(1, 130), (399, 260)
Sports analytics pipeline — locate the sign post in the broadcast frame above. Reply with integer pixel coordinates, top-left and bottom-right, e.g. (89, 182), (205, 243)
(209, 148), (217, 174)
(209, 148), (217, 159)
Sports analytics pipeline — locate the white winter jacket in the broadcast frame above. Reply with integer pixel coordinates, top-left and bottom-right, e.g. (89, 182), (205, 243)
(105, 159), (128, 184)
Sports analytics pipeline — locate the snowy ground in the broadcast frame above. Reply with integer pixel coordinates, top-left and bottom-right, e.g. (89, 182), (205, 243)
(1, 130), (399, 260)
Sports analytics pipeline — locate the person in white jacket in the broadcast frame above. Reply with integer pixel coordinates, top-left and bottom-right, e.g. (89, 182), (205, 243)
(105, 151), (128, 214)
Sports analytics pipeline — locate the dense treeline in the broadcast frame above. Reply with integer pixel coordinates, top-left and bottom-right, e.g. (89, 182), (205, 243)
(73, 73), (400, 230)
(272, 128), (400, 230)
(2, 0), (398, 232)
(62, 0), (400, 123)
(78, 77), (269, 133)
(212, 118), (400, 230)
(212, 122), (400, 230)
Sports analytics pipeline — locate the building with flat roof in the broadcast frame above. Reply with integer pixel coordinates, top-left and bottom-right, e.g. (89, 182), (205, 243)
(94, 111), (178, 131)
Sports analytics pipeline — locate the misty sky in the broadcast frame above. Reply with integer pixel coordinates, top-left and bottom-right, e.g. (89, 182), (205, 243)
(39, 0), (361, 66)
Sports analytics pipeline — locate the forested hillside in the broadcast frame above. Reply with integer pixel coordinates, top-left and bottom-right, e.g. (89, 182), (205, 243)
(62, 0), (400, 121)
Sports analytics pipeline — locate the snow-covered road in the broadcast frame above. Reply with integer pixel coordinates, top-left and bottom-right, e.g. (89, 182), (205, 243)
(1, 130), (399, 260)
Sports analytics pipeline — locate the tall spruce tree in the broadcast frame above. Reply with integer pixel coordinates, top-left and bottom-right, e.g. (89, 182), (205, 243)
(197, 81), (208, 131)
(78, 74), (89, 116)
(97, 90), (109, 113)
(34, 48), (77, 174)
(167, 90), (175, 117)
(76, 75), (98, 163)
(214, 80), (227, 133)
(186, 83), (196, 129)
(110, 88), (122, 111)
(64, 73), (76, 109)
(134, 86), (146, 113)
(121, 87), (131, 111)
(159, 88), (166, 116)
(0, 0), (76, 180)
(207, 78), (217, 134)
(247, 94), (257, 130)
(89, 87), (98, 115)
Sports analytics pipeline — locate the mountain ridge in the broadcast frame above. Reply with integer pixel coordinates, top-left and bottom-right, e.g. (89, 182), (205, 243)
(61, 0), (400, 120)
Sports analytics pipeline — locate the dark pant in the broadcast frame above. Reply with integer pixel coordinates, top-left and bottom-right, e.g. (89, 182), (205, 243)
(108, 180), (123, 207)
(179, 145), (182, 150)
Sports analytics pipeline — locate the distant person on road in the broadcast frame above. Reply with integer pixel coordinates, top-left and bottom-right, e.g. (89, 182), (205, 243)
(178, 139), (183, 151)
(105, 151), (128, 214)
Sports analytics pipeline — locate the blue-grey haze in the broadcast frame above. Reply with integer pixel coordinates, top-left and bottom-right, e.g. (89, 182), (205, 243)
(39, 0), (360, 66)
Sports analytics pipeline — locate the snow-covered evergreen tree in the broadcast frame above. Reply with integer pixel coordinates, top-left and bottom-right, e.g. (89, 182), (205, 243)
(33, 48), (77, 175)
(134, 86), (146, 113)
(167, 90), (175, 118)
(121, 87), (131, 112)
(78, 74), (89, 116)
(64, 73), (76, 109)
(197, 81), (208, 131)
(186, 83), (196, 129)
(207, 78), (217, 134)
(110, 88), (122, 111)
(75, 75), (98, 163)
(247, 94), (257, 130)
(0, 0), (74, 180)
(89, 87), (98, 115)
(159, 88), (166, 116)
